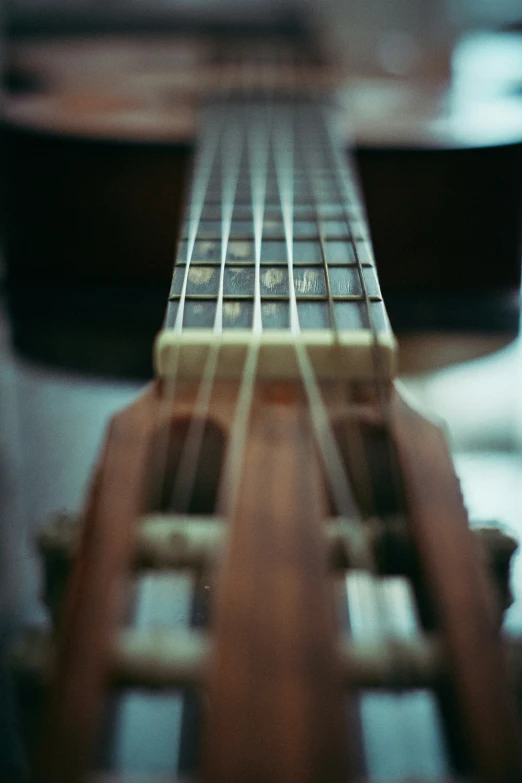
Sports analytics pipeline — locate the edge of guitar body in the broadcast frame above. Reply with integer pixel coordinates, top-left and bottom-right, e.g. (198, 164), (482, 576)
(393, 390), (522, 782)
(154, 328), (397, 381)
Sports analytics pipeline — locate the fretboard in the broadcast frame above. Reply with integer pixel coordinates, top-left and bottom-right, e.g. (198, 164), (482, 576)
(167, 97), (390, 331)
(156, 96), (395, 381)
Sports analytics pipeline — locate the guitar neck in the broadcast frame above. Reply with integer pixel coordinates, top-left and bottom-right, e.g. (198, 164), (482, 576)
(155, 95), (396, 381)
(19, 80), (522, 783)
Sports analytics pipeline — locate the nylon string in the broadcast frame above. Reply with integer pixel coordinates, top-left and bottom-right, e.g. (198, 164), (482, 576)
(272, 95), (361, 521)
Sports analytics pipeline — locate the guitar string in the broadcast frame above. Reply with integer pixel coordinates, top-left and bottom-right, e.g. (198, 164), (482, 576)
(321, 106), (406, 513)
(152, 100), (225, 517)
(304, 103), (378, 521)
(159, 67), (388, 772)
(171, 77), (356, 521)
(169, 62), (265, 513)
(320, 106), (390, 414)
(175, 101), (225, 334)
(164, 74), (377, 529)
(160, 74), (262, 773)
(166, 61), (407, 774)
(318, 105), (415, 714)
(298, 111), (411, 767)
(296, 101), (339, 335)
(211, 51), (319, 520)
(296, 101), (376, 564)
(296, 98), (407, 778)
(271, 91), (362, 520)
(216, 338), (259, 519)
(169, 95), (244, 512)
(123, 93), (227, 778)
(215, 102), (244, 333)
(315, 110), (397, 519)
(274, 100), (299, 334)
(275, 71), (354, 513)
(215, 59), (274, 518)
(215, 56), (266, 517)
(249, 100), (270, 334)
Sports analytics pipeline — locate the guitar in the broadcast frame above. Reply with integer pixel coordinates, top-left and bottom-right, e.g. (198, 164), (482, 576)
(9, 40), (522, 783)
(4, 31), (522, 381)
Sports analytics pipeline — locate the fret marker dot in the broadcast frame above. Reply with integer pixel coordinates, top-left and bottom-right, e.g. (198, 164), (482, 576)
(261, 269), (285, 289)
(295, 269), (320, 294)
(188, 268), (215, 285)
(223, 302), (242, 320)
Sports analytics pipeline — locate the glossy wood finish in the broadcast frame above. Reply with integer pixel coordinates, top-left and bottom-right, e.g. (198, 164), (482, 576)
(37, 386), (163, 783)
(205, 394), (348, 783)
(394, 392), (522, 782)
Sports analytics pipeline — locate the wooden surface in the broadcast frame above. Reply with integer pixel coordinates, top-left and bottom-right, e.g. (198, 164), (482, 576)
(1, 293), (522, 778)
(394, 391), (522, 781)
(206, 396), (348, 783)
(37, 387), (163, 783)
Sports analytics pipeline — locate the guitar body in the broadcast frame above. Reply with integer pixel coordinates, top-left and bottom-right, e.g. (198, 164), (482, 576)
(6, 121), (522, 292)
(4, 33), (522, 377)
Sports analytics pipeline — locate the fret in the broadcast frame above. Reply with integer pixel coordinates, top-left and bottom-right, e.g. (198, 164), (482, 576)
(184, 224), (358, 240)
(165, 299), (387, 334)
(176, 240), (375, 265)
(174, 101), (225, 333)
(199, 203), (356, 219)
(273, 103), (299, 334)
(170, 266), (381, 298)
(317, 104), (380, 340)
(214, 104), (244, 334)
(163, 97), (392, 340)
(168, 294), (383, 302)
(247, 103), (269, 334)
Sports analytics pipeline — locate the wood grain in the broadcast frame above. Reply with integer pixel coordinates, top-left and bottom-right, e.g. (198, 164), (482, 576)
(36, 384), (164, 783)
(394, 390), (522, 783)
(205, 392), (349, 783)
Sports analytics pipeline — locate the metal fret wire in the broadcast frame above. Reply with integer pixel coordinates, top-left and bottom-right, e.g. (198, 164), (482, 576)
(321, 107), (406, 516)
(276, 101), (362, 516)
(214, 104), (244, 334)
(300, 105), (373, 511)
(168, 89), (365, 522)
(311, 106), (395, 518)
(171, 90), (259, 512)
(248, 102), (270, 334)
(268, 93), (359, 519)
(273, 103), (299, 334)
(320, 108), (390, 405)
(166, 93), (378, 521)
(154, 105), (227, 519)
(161, 101), (226, 511)
(170, 98), (245, 510)
(215, 63), (266, 517)
(170, 60), (270, 512)
(295, 102), (375, 541)
(174, 103), (225, 333)
(297, 103), (339, 334)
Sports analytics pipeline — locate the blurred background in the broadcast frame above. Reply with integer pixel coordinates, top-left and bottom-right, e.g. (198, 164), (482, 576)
(2, 0), (522, 780)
